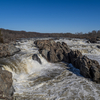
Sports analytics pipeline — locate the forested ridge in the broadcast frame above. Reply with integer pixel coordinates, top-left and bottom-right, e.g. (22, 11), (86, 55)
(0, 28), (100, 43)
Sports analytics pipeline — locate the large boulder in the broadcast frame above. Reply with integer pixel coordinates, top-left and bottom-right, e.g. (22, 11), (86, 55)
(34, 40), (71, 63)
(0, 43), (20, 58)
(90, 65), (100, 83)
(79, 56), (100, 82)
(32, 54), (42, 64)
(34, 39), (54, 49)
(88, 38), (97, 43)
(41, 49), (50, 61)
(0, 67), (14, 100)
(79, 56), (91, 78)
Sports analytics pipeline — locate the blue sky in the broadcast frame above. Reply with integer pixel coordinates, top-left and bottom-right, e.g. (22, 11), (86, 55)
(0, 0), (100, 33)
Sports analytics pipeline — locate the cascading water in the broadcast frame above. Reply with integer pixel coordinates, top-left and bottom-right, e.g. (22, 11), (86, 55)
(0, 38), (100, 100)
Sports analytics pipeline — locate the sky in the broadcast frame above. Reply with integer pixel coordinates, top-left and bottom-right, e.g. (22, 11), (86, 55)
(0, 0), (100, 33)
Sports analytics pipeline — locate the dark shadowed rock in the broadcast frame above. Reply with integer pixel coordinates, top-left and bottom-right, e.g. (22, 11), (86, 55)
(89, 38), (97, 43)
(97, 45), (100, 49)
(96, 37), (100, 41)
(56, 47), (64, 61)
(79, 56), (100, 82)
(69, 50), (82, 66)
(79, 56), (91, 78)
(32, 54), (42, 64)
(90, 65), (100, 83)
(41, 49), (50, 61)
(86, 40), (90, 43)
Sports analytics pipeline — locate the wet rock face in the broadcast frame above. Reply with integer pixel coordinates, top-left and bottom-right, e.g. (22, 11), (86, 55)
(34, 39), (71, 63)
(0, 67), (14, 100)
(0, 43), (20, 58)
(68, 50), (82, 68)
(70, 53), (100, 83)
(34, 39), (100, 83)
(32, 54), (42, 64)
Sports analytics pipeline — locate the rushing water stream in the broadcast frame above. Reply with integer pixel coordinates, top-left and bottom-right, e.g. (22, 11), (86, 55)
(0, 38), (100, 100)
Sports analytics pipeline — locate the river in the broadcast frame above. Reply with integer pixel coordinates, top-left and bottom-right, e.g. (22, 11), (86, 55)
(0, 38), (100, 100)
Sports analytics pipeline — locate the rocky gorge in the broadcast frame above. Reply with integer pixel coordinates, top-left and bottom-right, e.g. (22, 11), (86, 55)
(34, 39), (100, 83)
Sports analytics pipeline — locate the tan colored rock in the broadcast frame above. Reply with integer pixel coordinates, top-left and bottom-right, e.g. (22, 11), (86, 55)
(0, 67), (14, 100)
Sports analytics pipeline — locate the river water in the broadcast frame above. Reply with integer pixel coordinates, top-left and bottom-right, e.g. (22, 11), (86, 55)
(0, 38), (100, 100)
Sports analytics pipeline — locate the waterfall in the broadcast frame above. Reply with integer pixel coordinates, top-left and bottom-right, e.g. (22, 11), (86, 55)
(0, 38), (100, 100)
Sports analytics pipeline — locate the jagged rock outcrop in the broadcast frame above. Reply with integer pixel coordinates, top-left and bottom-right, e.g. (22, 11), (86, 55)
(32, 54), (42, 64)
(0, 43), (20, 58)
(68, 50), (82, 69)
(34, 39), (100, 83)
(68, 49), (100, 83)
(0, 67), (14, 100)
(34, 39), (70, 63)
(80, 56), (100, 81)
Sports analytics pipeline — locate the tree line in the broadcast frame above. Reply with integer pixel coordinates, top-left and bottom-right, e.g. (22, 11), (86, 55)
(0, 28), (100, 43)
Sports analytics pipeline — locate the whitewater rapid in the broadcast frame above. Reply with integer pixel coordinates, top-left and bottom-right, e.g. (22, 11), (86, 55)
(55, 38), (100, 64)
(0, 38), (100, 100)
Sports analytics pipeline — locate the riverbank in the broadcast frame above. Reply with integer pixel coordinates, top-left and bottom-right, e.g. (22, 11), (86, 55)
(0, 41), (20, 99)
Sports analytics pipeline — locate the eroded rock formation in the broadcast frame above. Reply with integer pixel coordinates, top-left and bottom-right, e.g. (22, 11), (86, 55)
(34, 39), (100, 83)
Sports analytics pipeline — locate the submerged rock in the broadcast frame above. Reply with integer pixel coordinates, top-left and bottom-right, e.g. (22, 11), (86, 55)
(97, 45), (100, 49)
(88, 38), (97, 43)
(32, 54), (42, 64)
(0, 67), (14, 100)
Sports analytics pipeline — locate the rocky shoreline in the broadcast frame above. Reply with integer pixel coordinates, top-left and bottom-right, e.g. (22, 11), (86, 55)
(0, 42), (20, 100)
(34, 39), (100, 83)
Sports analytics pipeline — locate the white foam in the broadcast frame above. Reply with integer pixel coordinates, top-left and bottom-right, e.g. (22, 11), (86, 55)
(0, 38), (100, 99)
